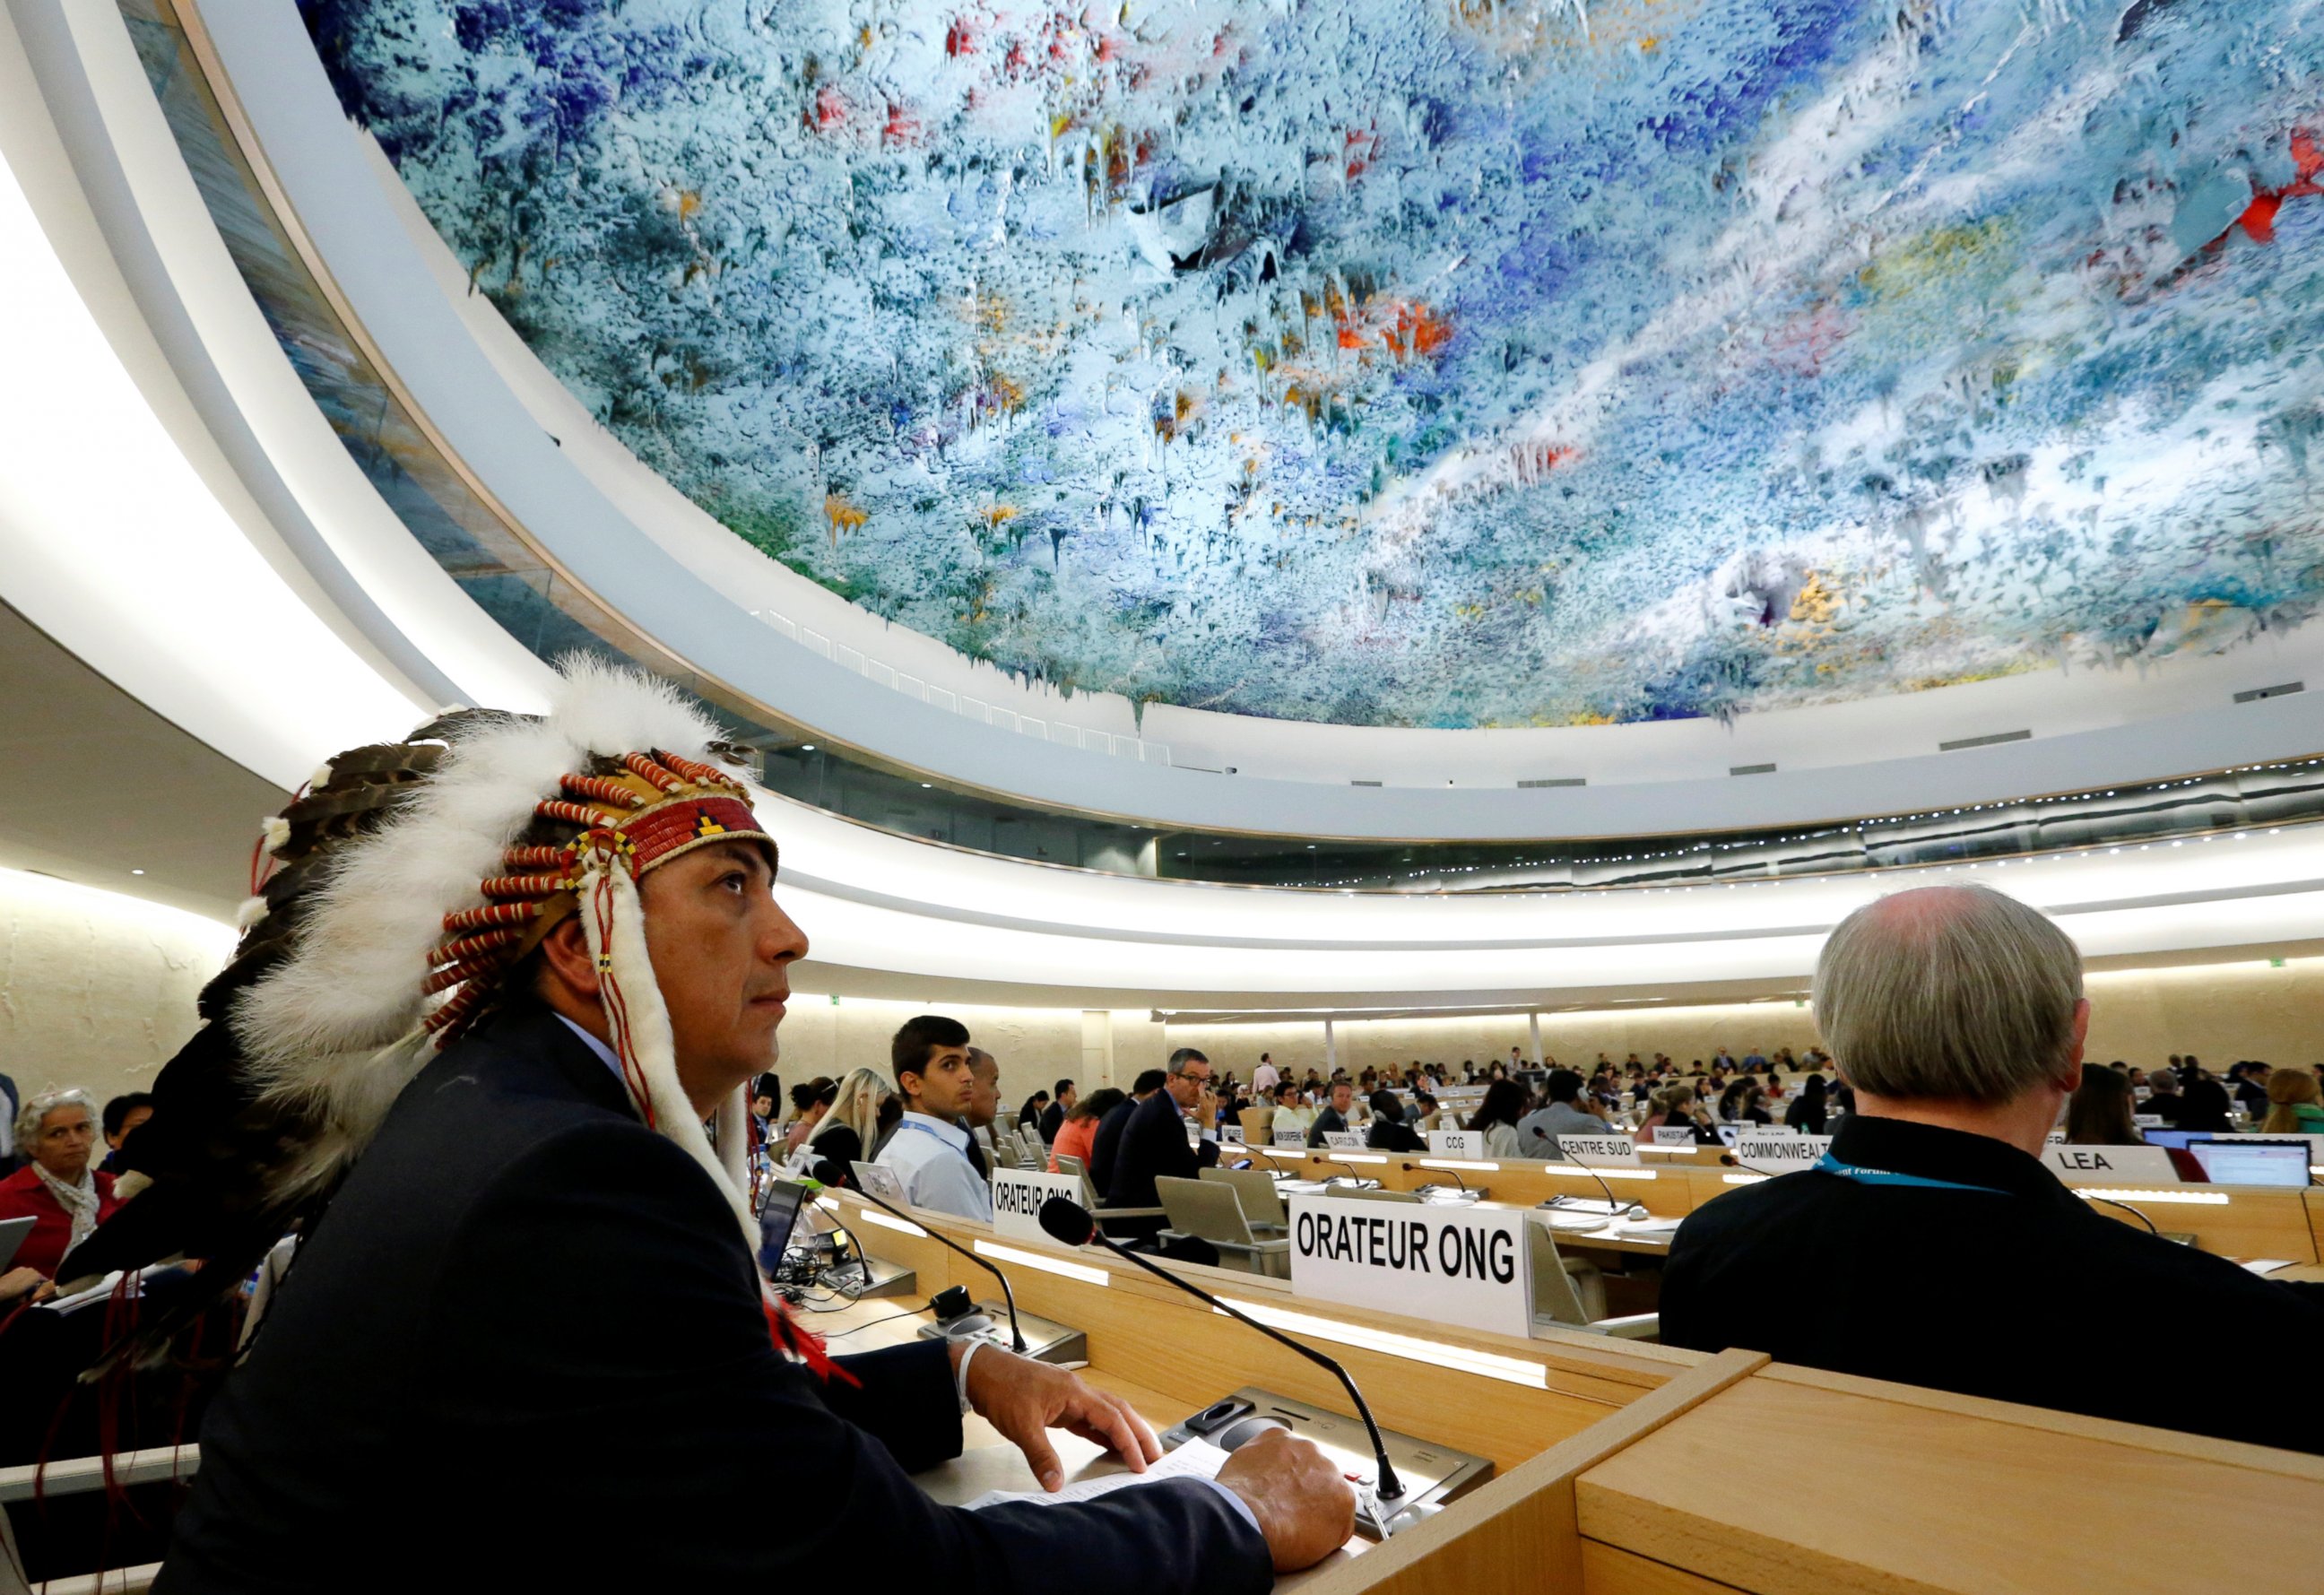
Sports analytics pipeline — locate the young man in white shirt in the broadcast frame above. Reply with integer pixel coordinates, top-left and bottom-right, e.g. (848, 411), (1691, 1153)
(877, 1015), (994, 1222)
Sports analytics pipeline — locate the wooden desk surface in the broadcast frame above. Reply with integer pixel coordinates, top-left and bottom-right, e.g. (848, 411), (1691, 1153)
(814, 1294), (1370, 1587)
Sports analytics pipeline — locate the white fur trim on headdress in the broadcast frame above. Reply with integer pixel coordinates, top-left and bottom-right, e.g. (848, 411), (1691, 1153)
(260, 817), (291, 856)
(236, 896), (271, 932)
(582, 859), (756, 1242)
(231, 656), (741, 1204)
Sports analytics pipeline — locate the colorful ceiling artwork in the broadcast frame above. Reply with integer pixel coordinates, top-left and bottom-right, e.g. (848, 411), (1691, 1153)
(308, 0), (2324, 728)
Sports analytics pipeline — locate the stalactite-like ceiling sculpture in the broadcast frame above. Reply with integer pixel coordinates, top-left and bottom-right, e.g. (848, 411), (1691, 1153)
(313, 0), (2324, 727)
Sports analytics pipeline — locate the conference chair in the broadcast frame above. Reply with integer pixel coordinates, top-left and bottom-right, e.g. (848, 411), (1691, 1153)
(1526, 1221), (1660, 1339)
(1153, 1176), (1292, 1278)
(1063, 1167), (1167, 1238)
(0, 1446), (196, 1595)
(1055, 1154), (1086, 1179)
(1199, 1165), (1288, 1231)
(1237, 1105), (1276, 1143)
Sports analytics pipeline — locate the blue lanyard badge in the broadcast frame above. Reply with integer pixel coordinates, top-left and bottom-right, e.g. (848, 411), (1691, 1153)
(1813, 1153), (2009, 1197)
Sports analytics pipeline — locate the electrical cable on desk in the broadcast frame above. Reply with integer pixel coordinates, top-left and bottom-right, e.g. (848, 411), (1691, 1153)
(818, 1304), (932, 1336)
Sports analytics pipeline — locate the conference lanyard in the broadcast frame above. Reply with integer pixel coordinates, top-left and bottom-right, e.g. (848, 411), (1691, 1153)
(1812, 1153), (2010, 1197)
(898, 1119), (972, 1162)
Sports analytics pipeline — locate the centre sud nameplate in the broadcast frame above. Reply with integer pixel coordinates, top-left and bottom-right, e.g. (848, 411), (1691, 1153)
(991, 1166), (1083, 1244)
(1287, 1192), (1532, 1339)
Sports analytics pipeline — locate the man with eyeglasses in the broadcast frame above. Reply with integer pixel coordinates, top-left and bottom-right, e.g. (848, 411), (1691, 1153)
(1104, 1048), (1223, 1244)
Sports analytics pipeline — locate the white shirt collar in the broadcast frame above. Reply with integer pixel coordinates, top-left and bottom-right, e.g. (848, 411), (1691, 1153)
(553, 1013), (625, 1084)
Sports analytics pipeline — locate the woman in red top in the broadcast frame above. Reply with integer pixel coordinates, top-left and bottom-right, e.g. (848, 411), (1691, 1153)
(0, 1088), (122, 1278)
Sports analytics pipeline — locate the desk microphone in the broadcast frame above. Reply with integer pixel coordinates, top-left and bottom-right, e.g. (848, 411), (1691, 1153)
(1320, 1157), (1378, 1188)
(1036, 1196), (1405, 1506)
(843, 1184), (1028, 1353)
(1716, 1152), (1793, 1181)
(1536, 1131), (1639, 1217)
(2083, 1193), (2159, 1235)
(1400, 1160), (1465, 1191)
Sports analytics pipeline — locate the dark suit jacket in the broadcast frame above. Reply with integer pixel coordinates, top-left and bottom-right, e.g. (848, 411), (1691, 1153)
(1088, 1097), (1140, 1196)
(1305, 1105), (1348, 1148)
(1038, 1102), (1069, 1143)
(160, 1003), (1268, 1593)
(1105, 1088), (1218, 1213)
(1663, 1115), (2324, 1455)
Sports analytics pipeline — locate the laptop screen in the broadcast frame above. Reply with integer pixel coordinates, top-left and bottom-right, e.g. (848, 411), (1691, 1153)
(2138, 1129), (2197, 1149)
(1716, 1124), (1740, 1148)
(757, 1179), (810, 1270)
(2186, 1140), (2311, 1189)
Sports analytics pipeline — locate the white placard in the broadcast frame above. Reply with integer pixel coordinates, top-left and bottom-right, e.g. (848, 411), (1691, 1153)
(1732, 1134), (1832, 1173)
(2131, 1114), (2164, 1128)
(1273, 1127), (1309, 1149)
(1222, 1125), (1245, 1144)
(1752, 1124), (1801, 1138)
(989, 1166), (1085, 1243)
(2042, 1145), (2182, 1184)
(1288, 1192), (1532, 1339)
(849, 1161), (909, 1208)
(1652, 1126), (1697, 1147)
(1428, 1130), (1487, 1158)
(1322, 1131), (1367, 1149)
(1557, 1134), (1643, 1167)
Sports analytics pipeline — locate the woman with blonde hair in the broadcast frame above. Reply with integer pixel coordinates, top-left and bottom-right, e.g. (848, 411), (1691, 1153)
(802, 1066), (896, 1185)
(2259, 1070), (2324, 1136)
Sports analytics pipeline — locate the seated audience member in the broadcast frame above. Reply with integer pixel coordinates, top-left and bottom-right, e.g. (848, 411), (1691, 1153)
(1050, 1088), (1122, 1175)
(1305, 1080), (1357, 1147)
(877, 1016), (994, 1221)
(0, 1089), (121, 1278)
(1824, 1081), (1857, 1139)
(1038, 1080), (1076, 1143)
(1363, 1093), (1426, 1153)
(2141, 1066), (2183, 1124)
(784, 1080), (835, 1160)
(1015, 1090), (1050, 1132)
(962, 1048), (1003, 1164)
(805, 1067), (891, 1185)
(2260, 1071), (2324, 1136)
(2231, 1062), (2274, 1116)
(2175, 1076), (2235, 1134)
(1514, 1069), (1610, 1159)
(1106, 1051), (1222, 1240)
(1270, 1080), (1314, 1139)
(1090, 1071), (1166, 1194)
(1636, 1084), (1713, 1144)
(1782, 1074), (1827, 1135)
(1466, 1079), (1529, 1158)
(2064, 1065), (2144, 1146)
(100, 1092), (155, 1176)
(1663, 884), (2324, 1455)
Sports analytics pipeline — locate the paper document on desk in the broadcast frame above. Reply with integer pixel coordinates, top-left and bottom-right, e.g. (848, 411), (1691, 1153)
(961, 1437), (1233, 1512)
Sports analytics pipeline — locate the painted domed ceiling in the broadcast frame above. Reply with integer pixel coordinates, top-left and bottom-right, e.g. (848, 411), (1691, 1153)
(309, 0), (2324, 728)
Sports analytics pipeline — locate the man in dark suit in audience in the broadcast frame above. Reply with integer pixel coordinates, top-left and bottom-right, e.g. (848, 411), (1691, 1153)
(1038, 1079), (1077, 1142)
(1665, 884), (2324, 1457)
(1305, 1080), (1356, 1148)
(1106, 1050), (1221, 1237)
(1089, 1069), (1166, 1196)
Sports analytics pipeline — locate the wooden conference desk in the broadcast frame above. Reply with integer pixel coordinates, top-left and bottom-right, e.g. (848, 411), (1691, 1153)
(1235, 1145), (2324, 1262)
(821, 1191), (2324, 1595)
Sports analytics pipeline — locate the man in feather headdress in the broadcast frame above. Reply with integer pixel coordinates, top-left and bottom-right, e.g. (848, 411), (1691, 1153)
(79, 662), (1348, 1592)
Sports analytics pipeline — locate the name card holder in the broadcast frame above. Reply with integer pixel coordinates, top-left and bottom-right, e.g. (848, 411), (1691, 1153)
(990, 1166), (1087, 1244)
(2042, 1144), (2183, 1185)
(1322, 1131), (1368, 1150)
(1273, 1127), (1308, 1149)
(1556, 1134), (1644, 1168)
(1288, 1192), (1532, 1338)
(1428, 1130), (1487, 1158)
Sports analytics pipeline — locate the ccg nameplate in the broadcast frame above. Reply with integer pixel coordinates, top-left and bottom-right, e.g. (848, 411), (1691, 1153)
(1288, 1192), (1532, 1338)
(1428, 1130), (1487, 1158)
(990, 1166), (1085, 1243)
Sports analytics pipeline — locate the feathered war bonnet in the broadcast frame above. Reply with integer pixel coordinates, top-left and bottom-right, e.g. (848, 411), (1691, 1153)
(65, 659), (782, 1343)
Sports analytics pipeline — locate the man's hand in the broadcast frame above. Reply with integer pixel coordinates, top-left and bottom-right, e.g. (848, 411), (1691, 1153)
(0, 1267), (51, 1305)
(1195, 1088), (1218, 1128)
(1216, 1428), (1357, 1572)
(957, 1346), (1162, 1492)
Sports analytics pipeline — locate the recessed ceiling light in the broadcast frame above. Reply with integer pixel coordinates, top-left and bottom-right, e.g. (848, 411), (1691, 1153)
(800, 744), (816, 751)
(130, 869), (145, 876)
